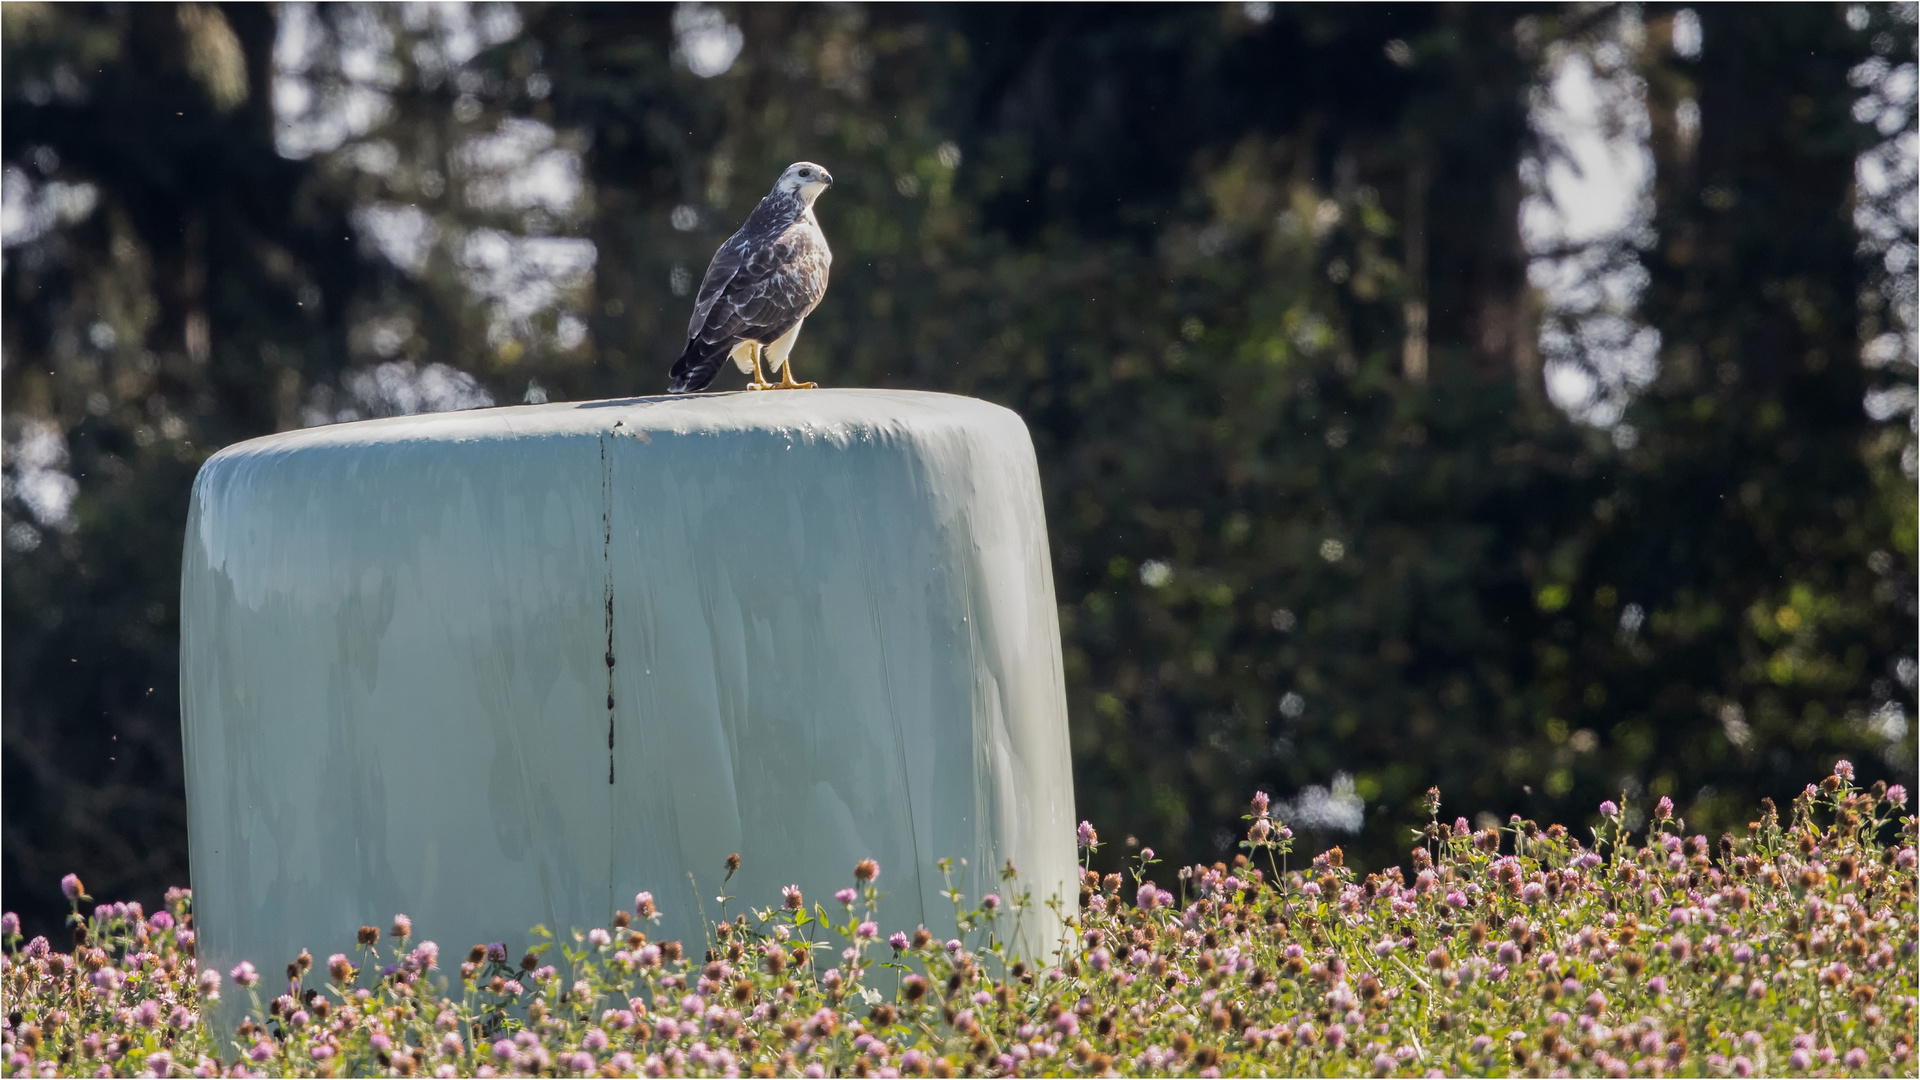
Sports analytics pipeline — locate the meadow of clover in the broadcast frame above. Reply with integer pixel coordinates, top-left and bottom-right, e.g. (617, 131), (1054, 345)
(3, 762), (1913, 1078)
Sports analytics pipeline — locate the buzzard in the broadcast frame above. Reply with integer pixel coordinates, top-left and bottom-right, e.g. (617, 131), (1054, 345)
(667, 162), (834, 393)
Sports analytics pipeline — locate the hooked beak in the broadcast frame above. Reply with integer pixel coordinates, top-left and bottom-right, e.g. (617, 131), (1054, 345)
(821, 171), (834, 187)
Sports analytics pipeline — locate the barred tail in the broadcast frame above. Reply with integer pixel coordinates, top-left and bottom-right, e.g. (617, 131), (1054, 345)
(667, 339), (730, 394)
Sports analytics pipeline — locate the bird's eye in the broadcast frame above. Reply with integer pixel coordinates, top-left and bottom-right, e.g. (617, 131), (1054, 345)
(800, 169), (812, 177)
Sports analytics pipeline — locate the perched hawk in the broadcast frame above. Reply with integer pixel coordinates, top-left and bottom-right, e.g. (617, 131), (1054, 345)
(667, 162), (834, 393)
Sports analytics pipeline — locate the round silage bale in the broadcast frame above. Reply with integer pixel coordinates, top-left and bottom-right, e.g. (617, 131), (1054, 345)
(180, 389), (1077, 1017)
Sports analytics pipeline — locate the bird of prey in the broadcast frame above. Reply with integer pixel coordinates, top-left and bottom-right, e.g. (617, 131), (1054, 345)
(667, 162), (834, 393)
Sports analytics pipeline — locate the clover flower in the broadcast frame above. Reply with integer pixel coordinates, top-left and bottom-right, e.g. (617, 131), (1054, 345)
(0, 768), (1908, 1080)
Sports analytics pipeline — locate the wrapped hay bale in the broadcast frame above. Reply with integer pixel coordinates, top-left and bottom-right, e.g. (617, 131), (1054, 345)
(180, 389), (1076, 1010)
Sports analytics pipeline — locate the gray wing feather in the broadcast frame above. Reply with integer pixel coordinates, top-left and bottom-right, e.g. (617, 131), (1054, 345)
(686, 235), (751, 341)
(689, 222), (830, 347)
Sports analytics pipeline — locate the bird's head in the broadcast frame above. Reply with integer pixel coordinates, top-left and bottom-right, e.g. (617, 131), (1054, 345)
(774, 161), (834, 205)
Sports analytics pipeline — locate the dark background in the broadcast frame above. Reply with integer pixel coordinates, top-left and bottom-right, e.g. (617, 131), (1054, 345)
(4, 2), (1915, 939)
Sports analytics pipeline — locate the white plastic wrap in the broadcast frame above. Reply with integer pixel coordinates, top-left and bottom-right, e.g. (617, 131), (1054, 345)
(180, 389), (1076, 1007)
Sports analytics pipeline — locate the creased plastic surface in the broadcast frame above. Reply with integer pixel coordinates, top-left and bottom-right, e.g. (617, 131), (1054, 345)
(179, 389), (1076, 1014)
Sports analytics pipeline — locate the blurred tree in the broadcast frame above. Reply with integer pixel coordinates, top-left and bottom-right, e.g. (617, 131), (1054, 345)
(1577, 3), (1916, 833)
(2, 2), (365, 937)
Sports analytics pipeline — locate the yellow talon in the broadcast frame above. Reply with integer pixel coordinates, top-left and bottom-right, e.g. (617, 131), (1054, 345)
(777, 361), (817, 390)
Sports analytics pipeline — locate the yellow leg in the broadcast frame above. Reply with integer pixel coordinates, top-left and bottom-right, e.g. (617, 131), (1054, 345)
(776, 356), (817, 390)
(744, 342), (774, 390)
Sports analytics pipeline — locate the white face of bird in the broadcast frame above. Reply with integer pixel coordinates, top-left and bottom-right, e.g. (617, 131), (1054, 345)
(775, 162), (834, 205)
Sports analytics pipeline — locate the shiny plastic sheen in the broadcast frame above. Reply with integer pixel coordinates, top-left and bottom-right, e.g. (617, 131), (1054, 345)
(180, 389), (1076, 1006)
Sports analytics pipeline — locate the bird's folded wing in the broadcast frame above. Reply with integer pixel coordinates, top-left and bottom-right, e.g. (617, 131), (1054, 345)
(691, 235), (830, 348)
(687, 235), (750, 341)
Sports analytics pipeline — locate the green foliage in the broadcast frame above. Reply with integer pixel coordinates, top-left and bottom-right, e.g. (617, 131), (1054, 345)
(2, 767), (1915, 1076)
